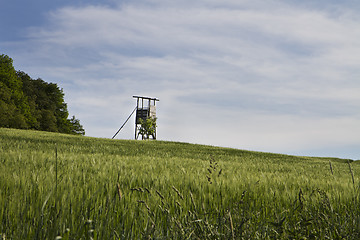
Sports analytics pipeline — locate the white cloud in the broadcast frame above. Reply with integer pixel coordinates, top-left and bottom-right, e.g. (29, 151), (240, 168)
(6, 0), (360, 159)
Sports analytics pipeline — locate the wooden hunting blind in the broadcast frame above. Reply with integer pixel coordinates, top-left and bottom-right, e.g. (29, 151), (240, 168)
(133, 96), (159, 140)
(111, 96), (159, 140)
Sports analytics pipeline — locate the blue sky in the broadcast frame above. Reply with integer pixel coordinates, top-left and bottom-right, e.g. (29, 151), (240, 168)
(1, 0), (360, 159)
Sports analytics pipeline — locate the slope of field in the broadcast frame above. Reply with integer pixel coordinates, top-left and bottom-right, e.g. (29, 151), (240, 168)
(0, 128), (359, 239)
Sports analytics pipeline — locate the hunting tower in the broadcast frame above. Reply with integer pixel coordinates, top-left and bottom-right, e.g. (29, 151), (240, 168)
(133, 96), (159, 140)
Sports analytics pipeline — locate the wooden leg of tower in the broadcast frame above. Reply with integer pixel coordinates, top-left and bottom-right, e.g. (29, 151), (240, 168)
(135, 124), (137, 140)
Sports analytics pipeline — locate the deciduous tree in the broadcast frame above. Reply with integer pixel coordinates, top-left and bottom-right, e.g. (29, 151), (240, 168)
(0, 54), (85, 135)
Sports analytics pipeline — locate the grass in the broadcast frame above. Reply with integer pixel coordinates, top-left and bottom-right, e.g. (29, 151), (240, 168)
(0, 127), (359, 239)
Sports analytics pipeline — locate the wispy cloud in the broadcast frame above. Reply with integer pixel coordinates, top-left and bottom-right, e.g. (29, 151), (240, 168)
(5, 0), (360, 158)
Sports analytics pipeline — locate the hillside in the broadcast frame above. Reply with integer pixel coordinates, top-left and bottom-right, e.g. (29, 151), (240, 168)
(1, 128), (359, 239)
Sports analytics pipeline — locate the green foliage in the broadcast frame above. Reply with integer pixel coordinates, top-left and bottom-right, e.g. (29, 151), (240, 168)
(0, 54), (84, 135)
(0, 128), (359, 239)
(0, 55), (31, 128)
(138, 117), (157, 139)
(0, 54), (21, 90)
(68, 115), (85, 135)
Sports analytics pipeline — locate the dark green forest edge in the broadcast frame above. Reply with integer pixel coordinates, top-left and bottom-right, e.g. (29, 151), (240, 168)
(0, 54), (84, 135)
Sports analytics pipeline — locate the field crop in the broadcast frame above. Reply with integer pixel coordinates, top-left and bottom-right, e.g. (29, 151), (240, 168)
(0, 128), (360, 239)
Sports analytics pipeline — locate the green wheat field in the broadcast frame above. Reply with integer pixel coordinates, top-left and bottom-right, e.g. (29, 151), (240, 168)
(1, 128), (360, 239)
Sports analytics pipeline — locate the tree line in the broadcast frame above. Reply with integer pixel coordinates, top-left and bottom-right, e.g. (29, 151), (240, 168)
(0, 54), (85, 135)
